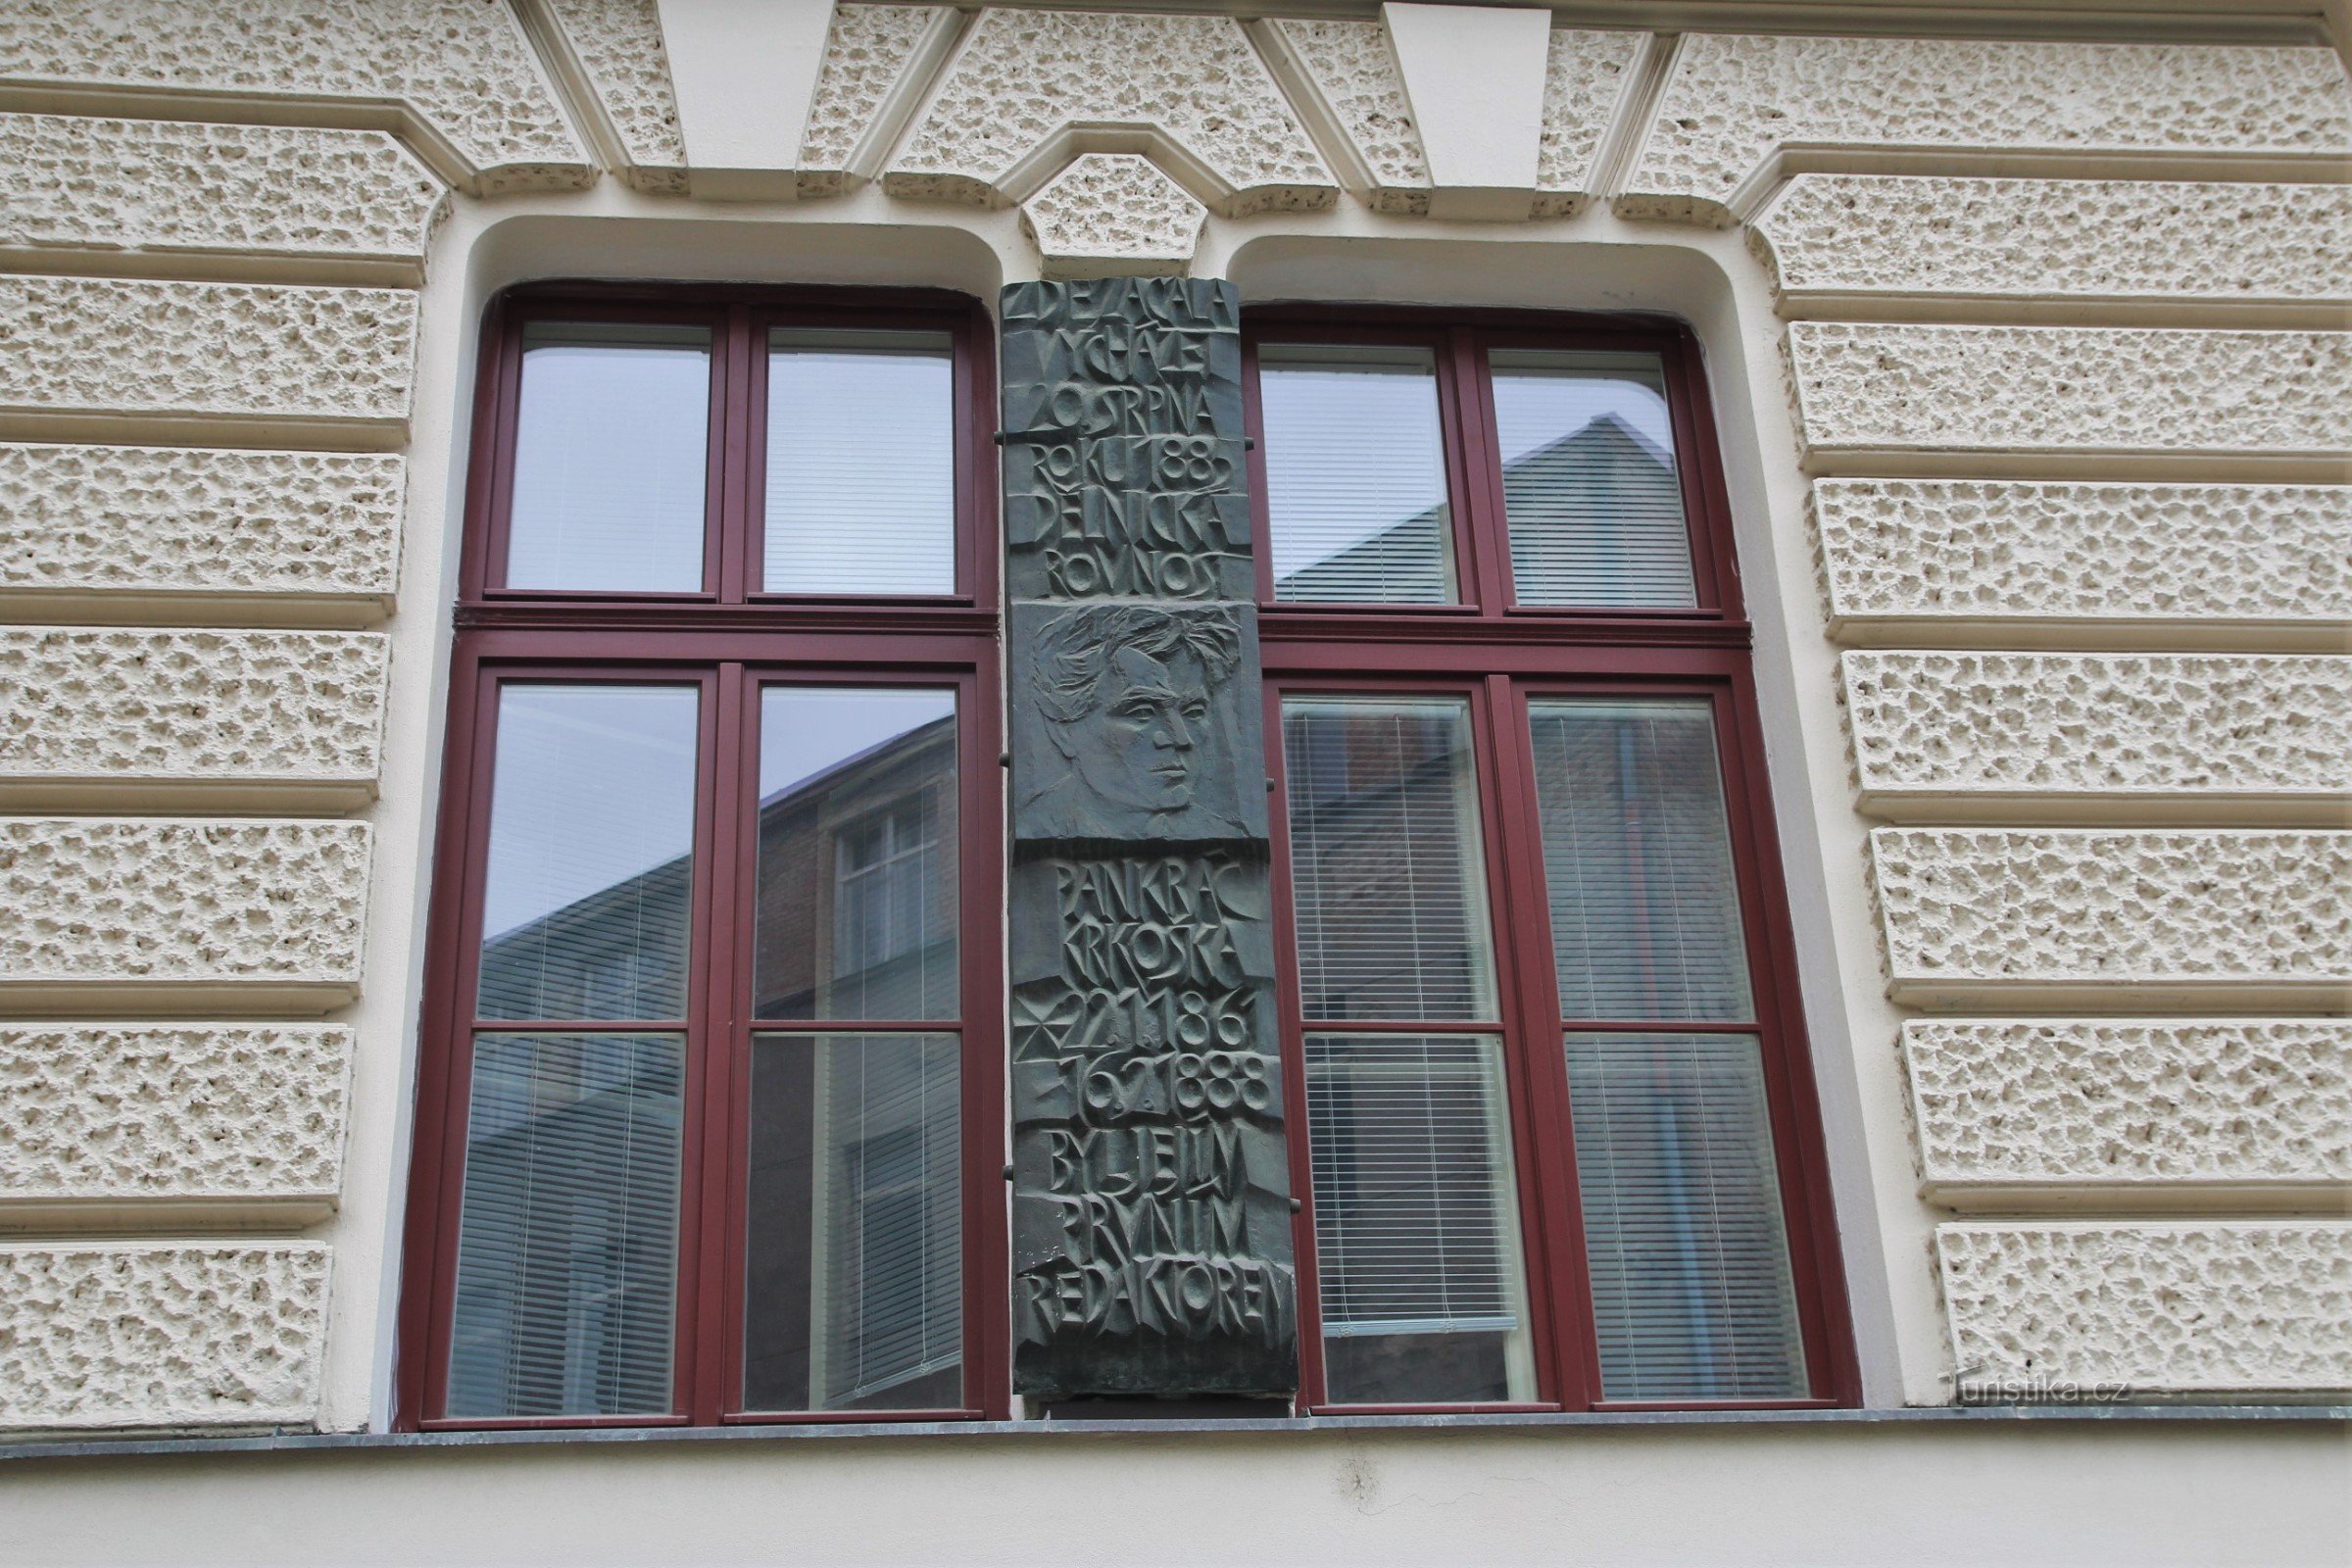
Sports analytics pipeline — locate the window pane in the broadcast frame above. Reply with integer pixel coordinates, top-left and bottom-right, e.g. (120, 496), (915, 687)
(1565, 1032), (1806, 1400)
(447, 1032), (683, 1418)
(507, 323), (710, 592)
(479, 685), (699, 1022)
(1527, 698), (1753, 1022)
(756, 688), (958, 1021)
(743, 1033), (961, 1412)
(765, 329), (956, 595)
(1491, 351), (1695, 608)
(1305, 1034), (1535, 1404)
(1282, 697), (1497, 1021)
(1260, 346), (1454, 604)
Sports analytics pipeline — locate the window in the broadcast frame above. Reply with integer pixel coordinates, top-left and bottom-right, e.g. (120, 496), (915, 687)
(401, 285), (1006, 1429)
(1249, 313), (1855, 1410)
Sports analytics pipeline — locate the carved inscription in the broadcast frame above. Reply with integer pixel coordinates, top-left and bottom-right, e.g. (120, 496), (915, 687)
(1003, 277), (1250, 604)
(1004, 277), (1297, 1400)
(1009, 852), (1294, 1395)
(1004, 437), (1251, 600)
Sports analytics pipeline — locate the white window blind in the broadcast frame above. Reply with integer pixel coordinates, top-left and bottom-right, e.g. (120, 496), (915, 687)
(1282, 697), (1498, 1022)
(764, 329), (956, 595)
(1564, 1033), (1806, 1401)
(808, 1034), (962, 1409)
(1304, 1034), (1535, 1403)
(506, 323), (710, 593)
(447, 1032), (683, 1418)
(1528, 698), (1753, 1022)
(1490, 351), (1697, 609)
(1260, 346), (1455, 605)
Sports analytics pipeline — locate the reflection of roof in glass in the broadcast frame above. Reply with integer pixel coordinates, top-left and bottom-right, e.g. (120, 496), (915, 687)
(1276, 413), (1676, 599)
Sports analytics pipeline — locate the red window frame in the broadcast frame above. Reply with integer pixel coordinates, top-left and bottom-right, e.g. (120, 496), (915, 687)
(1248, 308), (1858, 1412)
(396, 283), (1009, 1430)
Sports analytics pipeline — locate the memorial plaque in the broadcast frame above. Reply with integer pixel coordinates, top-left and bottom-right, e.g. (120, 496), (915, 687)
(1004, 277), (1298, 1401)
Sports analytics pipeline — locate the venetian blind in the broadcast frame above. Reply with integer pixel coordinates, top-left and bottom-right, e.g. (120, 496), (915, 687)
(506, 323), (710, 593)
(1283, 698), (1498, 1022)
(1260, 346), (1456, 605)
(1490, 351), (1697, 609)
(446, 1032), (683, 1418)
(1564, 1033), (1807, 1401)
(1528, 699), (1753, 1022)
(764, 329), (956, 595)
(813, 1033), (962, 1408)
(1304, 1035), (1527, 1337)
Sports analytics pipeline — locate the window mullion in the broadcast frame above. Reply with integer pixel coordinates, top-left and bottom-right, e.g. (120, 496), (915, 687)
(1484, 671), (1604, 1410)
(1447, 327), (1512, 615)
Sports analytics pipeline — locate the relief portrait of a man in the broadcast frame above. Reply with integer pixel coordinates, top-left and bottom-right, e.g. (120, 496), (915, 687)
(1021, 603), (1251, 840)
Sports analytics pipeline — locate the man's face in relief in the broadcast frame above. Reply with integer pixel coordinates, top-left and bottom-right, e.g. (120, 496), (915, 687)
(1075, 644), (1209, 817)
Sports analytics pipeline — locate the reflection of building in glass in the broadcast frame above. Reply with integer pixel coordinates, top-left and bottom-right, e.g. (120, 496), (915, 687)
(754, 715), (958, 1021)
(1276, 413), (1679, 604)
(465, 717), (960, 1414)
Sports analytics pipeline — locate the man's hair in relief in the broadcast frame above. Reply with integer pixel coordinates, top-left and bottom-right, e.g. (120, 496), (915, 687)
(1032, 605), (1241, 727)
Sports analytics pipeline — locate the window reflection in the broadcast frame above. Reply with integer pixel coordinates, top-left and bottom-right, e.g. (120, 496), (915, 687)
(507, 323), (711, 593)
(742, 1033), (962, 1412)
(1259, 346), (1455, 604)
(755, 689), (958, 1021)
(477, 686), (699, 1023)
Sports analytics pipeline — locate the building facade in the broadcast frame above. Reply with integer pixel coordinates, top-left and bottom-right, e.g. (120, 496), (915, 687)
(0, 1), (2346, 1560)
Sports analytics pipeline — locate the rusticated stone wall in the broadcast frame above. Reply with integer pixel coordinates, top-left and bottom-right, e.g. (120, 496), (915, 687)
(1002, 277), (1294, 1401)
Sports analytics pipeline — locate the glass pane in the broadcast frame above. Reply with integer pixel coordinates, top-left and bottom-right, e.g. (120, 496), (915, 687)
(743, 1033), (961, 1412)
(765, 329), (956, 595)
(756, 688), (958, 1021)
(1260, 345), (1454, 604)
(1282, 697), (1497, 1022)
(478, 685), (699, 1022)
(1565, 1032), (1806, 1400)
(507, 322), (710, 592)
(1491, 350), (1695, 608)
(1305, 1034), (1535, 1404)
(1527, 698), (1753, 1022)
(447, 1032), (683, 1418)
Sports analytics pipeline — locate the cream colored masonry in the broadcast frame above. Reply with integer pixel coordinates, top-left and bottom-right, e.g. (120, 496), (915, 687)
(0, 3), (2346, 1435)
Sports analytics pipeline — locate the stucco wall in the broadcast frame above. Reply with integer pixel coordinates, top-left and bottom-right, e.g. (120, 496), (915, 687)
(0, 2), (2343, 1553)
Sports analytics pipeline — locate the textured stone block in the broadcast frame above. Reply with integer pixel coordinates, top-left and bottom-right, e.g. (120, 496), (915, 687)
(0, 627), (389, 808)
(543, 0), (687, 192)
(1536, 28), (1647, 218)
(1753, 176), (2352, 318)
(1841, 652), (2352, 823)
(1937, 1222), (2352, 1396)
(1870, 828), (2351, 1009)
(1265, 18), (1429, 215)
(1022, 154), (1208, 279)
(0, 0), (588, 192)
(1811, 479), (2352, 650)
(888, 9), (1335, 215)
(0, 818), (370, 1014)
(0, 1242), (328, 1429)
(0, 1024), (352, 1224)
(1624, 34), (2352, 224)
(1903, 1020), (2351, 1207)
(0, 114), (446, 279)
(0, 277), (416, 441)
(797, 3), (946, 197)
(0, 443), (402, 622)
(1785, 324), (2349, 469)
